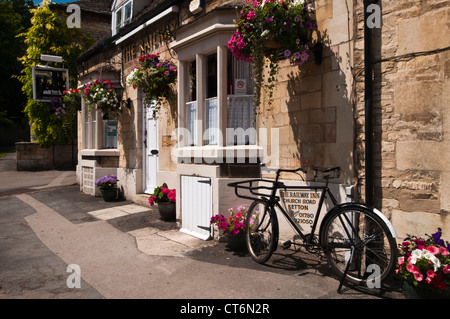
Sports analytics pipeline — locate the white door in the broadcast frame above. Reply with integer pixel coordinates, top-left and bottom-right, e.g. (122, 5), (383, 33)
(180, 176), (213, 240)
(143, 105), (158, 194)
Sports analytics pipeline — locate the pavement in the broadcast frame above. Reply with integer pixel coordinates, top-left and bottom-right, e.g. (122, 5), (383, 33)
(0, 150), (406, 306)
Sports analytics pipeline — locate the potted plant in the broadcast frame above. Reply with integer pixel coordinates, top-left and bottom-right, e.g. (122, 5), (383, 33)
(396, 228), (450, 299)
(210, 206), (259, 251)
(228, 0), (316, 109)
(126, 53), (177, 114)
(95, 174), (118, 202)
(83, 79), (120, 118)
(148, 184), (176, 221)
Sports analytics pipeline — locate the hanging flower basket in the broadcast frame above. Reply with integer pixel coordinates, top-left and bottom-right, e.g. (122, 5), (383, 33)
(228, 0), (317, 109)
(83, 79), (120, 119)
(126, 53), (177, 114)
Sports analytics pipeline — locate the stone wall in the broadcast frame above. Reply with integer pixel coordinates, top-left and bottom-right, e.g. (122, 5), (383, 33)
(354, 0), (450, 238)
(259, 0), (356, 187)
(16, 142), (77, 171)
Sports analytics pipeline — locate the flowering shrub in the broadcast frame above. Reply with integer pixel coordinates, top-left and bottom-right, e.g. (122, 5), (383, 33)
(397, 228), (450, 291)
(126, 53), (177, 112)
(148, 185), (176, 206)
(228, 0), (316, 108)
(83, 79), (119, 118)
(210, 205), (262, 237)
(95, 174), (118, 190)
(211, 206), (247, 237)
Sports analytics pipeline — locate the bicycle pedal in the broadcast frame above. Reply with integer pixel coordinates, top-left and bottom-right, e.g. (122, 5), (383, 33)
(282, 240), (292, 250)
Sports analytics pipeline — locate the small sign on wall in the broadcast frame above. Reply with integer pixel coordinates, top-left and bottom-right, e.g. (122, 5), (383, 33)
(234, 79), (247, 95)
(189, 0), (204, 14)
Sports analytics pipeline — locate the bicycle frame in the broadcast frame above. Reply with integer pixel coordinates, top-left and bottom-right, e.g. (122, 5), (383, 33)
(228, 169), (341, 248)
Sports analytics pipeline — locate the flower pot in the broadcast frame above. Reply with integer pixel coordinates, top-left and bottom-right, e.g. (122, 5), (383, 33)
(157, 201), (176, 221)
(226, 232), (247, 251)
(401, 281), (450, 299)
(100, 188), (117, 202)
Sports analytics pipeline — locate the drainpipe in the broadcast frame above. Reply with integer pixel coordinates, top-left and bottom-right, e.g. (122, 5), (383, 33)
(363, 0), (374, 207)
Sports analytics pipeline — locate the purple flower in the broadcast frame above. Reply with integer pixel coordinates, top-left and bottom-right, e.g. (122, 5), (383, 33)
(266, 18), (273, 23)
(284, 49), (291, 57)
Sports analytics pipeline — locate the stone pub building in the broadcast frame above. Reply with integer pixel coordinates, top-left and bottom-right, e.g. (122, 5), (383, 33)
(75, 0), (450, 241)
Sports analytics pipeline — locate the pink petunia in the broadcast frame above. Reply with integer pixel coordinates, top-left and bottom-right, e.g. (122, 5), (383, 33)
(414, 271), (423, 282)
(440, 246), (449, 256)
(443, 265), (450, 274)
(426, 246), (439, 255)
(406, 263), (419, 274)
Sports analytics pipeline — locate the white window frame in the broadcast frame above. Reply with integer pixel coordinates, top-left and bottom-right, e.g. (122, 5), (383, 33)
(181, 51), (256, 146)
(112, 0), (133, 35)
(80, 97), (118, 150)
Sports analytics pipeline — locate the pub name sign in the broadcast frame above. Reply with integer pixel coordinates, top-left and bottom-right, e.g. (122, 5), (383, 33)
(122, 20), (178, 63)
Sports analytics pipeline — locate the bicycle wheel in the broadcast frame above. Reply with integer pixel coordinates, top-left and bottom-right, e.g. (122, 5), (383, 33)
(320, 205), (397, 286)
(245, 200), (279, 264)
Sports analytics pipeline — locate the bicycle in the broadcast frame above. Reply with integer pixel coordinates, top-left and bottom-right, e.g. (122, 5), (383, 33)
(228, 165), (398, 292)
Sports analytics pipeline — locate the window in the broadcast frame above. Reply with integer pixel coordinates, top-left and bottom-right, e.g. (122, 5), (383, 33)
(205, 53), (218, 145)
(186, 60), (197, 146)
(227, 54), (256, 145)
(183, 49), (255, 148)
(113, 1), (132, 35)
(82, 100), (118, 150)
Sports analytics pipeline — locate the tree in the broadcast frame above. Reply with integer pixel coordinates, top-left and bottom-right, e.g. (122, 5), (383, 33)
(17, 0), (93, 147)
(0, 0), (34, 121)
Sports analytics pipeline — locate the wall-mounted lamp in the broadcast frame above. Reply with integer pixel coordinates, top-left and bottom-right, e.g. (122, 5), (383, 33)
(115, 85), (132, 109)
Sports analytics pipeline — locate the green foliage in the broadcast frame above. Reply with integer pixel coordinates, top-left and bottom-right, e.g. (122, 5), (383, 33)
(17, 0), (94, 147)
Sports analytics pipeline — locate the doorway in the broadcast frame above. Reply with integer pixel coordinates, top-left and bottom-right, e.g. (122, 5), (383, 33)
(143, 103), (158, 194)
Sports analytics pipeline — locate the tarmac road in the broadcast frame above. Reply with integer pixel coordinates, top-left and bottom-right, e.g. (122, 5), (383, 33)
(0, 151), (405, 308)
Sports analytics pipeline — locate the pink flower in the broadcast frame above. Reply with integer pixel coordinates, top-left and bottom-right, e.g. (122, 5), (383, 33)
(414, 271), (423, 282)
(426, 246), (439, 255)
(426, 269), (435, 279)
(440, 246), (449, 256)
(406, 263), (419, 274)
(443, 265), (450, 274)
(164, 70), (170, 75)
(148, 196), (156, 206)
(398, 257), (404, 265)
(246, 11), (256, 20)
(167, 189), (176, 202)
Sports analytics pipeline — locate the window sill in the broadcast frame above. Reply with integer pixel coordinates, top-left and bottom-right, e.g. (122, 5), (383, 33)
(175, 145), (263, 163)
(79, 149), (120, 157)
